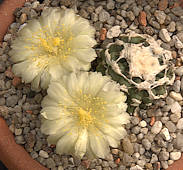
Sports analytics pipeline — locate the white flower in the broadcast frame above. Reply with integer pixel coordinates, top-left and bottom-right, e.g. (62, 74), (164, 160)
(9, 8), (97, 90)
(41, 72), (130, 159)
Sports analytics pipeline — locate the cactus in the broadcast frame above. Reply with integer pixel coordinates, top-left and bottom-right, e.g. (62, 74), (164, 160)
(97, 31), (175, 113)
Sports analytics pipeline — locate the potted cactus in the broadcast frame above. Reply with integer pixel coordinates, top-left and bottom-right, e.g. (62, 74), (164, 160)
(0, 0), (183, 170)
(97, 31), (175, 114)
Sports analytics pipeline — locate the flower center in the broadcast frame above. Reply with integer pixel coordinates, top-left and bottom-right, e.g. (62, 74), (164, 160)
(24, 24), (73, 69)
(59, 91), (107, 129)
(75, 91), (107, 129)
(78, 108), (95, 128)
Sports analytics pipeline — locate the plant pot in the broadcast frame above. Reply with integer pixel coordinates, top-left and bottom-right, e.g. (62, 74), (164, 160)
(0, 0), (183, 170)
(0, 117), (48, 170)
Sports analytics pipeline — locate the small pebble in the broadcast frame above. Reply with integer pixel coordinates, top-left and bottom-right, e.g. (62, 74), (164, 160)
(159, 29), (171, 42)
(154, 10), (166, 24)
(39, 150), (49, 158)
(169, 91), (183, 101)
(139, 120), (147, 127)
(99, 10), (110, 22)
(170, 152), (181, 161)
(175, 66), (183, 76)
(126, 11), (135, 21)
(6, 95), (19, 107)
(159, 151), (169, 161)
(158, 0), (168, 10)
(142, 139), (151, 150)
(151, 121), (162, 134)
(15, 128), (22, 136)
(173, 80), (181, 93)
(161, 161), (168, 169)
(161, 128), (170, 141)
(176, 134), (183, 149)
(170, 113), (181, 123)
(122, 138), (134, 155)
(151, 154), (158, 163)
(107, 26), (121, 39)
(176, 118), (183, 130)
(165, 121), (176, 133)
(173, 35), (183, 49)
(106, 0), (115, 10)
(20, 13), (27, 24)
(130, 165), (143, 170)
(139, 11), (147, 26)
(168, 21), (176, 32)
(171, 102), (181, 114)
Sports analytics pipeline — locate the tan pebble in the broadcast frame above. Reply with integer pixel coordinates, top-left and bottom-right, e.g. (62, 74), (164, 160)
(20, 13), (27, 24)
(100, 28), (107, 41)
(169, 91), (183, 101)
(176, 58), (182, 67)
(150, 116), (155, 126)
(115, 158), (120, 164)
(172, 51), (177, 59)
(5, 67), (14, 79)
(175, 76), (180, 81)
(139, 11), (147, 27)
(158, 0), (168, 10)
(81, 160), (90, 169)
(12, 76), (21, 87)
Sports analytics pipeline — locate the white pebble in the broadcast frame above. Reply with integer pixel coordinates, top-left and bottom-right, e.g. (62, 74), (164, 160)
(159, 29), (171, 42)
(161, 128), (170, 141)
(39, 150), (49, 158)
(130, 165), (143, 170)
(169, 91), (183, 101)
(168, 160), (174, 165)
(170, 152), (181, 161)
(171, 102), (181, 114)
(151, 121), (162, 134)
(107, 26), (121, 39)
(139, 120), (147, 127)
(173, 35), (183, 49)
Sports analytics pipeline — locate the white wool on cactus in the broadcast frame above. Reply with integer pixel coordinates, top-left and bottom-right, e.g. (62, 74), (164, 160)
(41, 72), (130, 159)
(10, 8), (97, 90)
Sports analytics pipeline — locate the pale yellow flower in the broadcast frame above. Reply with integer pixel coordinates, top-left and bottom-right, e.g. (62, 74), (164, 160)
(41, 72), (130, 159)
(9, 8), (97, 90)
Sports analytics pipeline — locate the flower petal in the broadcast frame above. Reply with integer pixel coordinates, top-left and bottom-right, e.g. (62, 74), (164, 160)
(47, 122), (75, 145)
(106, 113), (130, 126)
(89, 129), (110, 159)
(71, 17), (95, 37)
(41, 106), (63, 120)
(47, 81), (73, 105)
(12, 61), (39, 83)
(41, 96), (58, 108)
(40, 70), (51, 89)
(74, 48), (97, 63)
(74, 128), (88, 158)
(56, 127), (79, 155)
(106, 135), (119, 148)
(97, 123), (127, 141)
(72, 35), (96, 49)
(41, 117), (73, 135)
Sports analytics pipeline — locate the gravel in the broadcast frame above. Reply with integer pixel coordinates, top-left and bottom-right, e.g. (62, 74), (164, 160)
(106, 25), (121, 39)
(151, 121), (162, 134)
(159, 29), (171, 42)
(176, 118), (183, 130)
(170, 152), (181, 161)
(1, 0), (183, 169)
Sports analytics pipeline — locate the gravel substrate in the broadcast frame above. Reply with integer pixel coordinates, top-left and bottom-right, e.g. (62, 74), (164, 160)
(0, 0), (183, 169)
